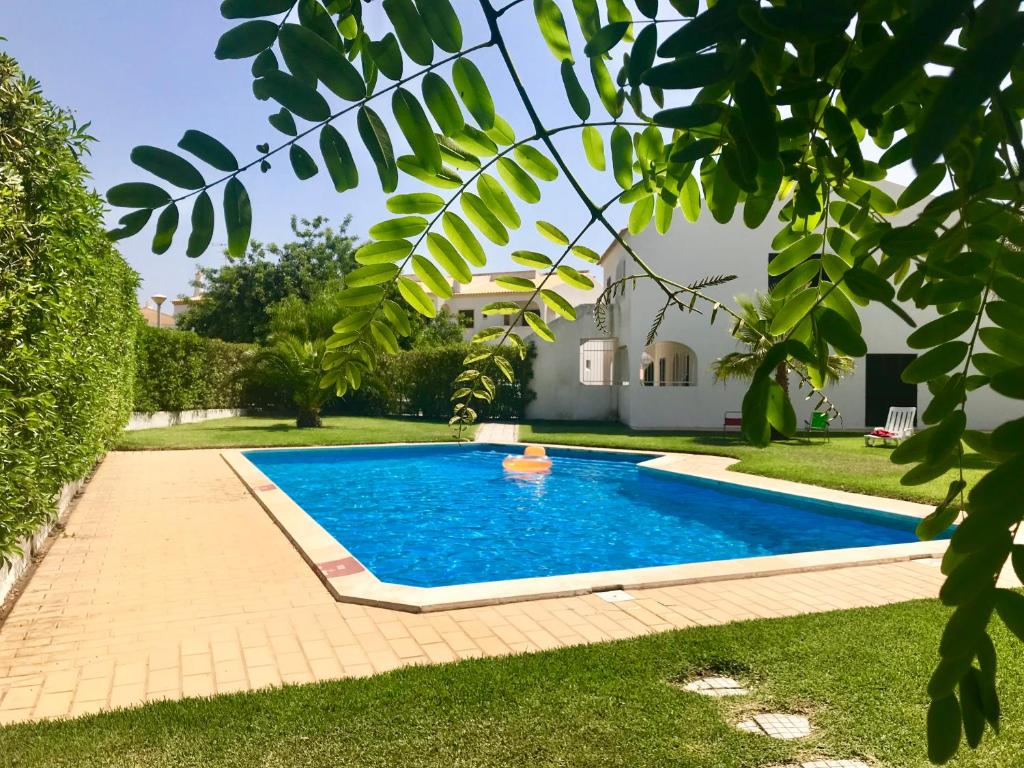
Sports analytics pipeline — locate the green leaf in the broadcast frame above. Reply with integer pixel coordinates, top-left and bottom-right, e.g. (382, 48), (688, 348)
(319, 124), (358, 192)
(768, 234), (823, 276)
(443, 212), (487, 267)
(369, 216), (426, 240)
(477, 174), (520, 229)
(654, 196), (673, 235)
(393, 87), (441, 174)
(439, 136), (481, 171)
(337, 285), (385, 307)
(628, 195), (654, 234)
(452, 125), (498, 157)
(107, 209), (152, 241)
(422, 73), (464, 137)
(346, 263), (400, 287)
(912, 15), (1024, 170)
(106, 182), (171, 209)
(369, 33), (404, 80)
(412, 255), (452, 299)
(817, 308), (866, 357)
(991, 367), (1024, 400)
(653, 103), (723, 130)
(255, 70), (330, 121)
(220, 0), (294, 18)
(496, 275), (536, 292)
(584, 21), (629, 56)
(524, 311), (556, 342)
(486, 113), (517, 146)
(177, 130), (238, 172)
(397, 156), (462, 189)
(771, 288), (817, 336)
(610, 125), (633, 190)
(733, 74), (777, 160)
(557, 265), (593, 290)
(371, 320), (400, 355)
(628, 23), (657, 87)
(222, 177), (251, 257)
(386, 192), (444, 214)
(902, 342), (969, 384)
(844, 267), (895, 302)
(536, 220), (569, 246)
(572, 245), (600, 263)
(395, 276), (436, 319)
(560, 61), (591, 120)
(355, 239), (413, 265)
(414, 0), (461, 53)
(289, 144), (318, 179)
(427, 233), (472, 283)
(278, 23), (366, 101)
(461, 192), (509, 245)
(497, 158), (541, 204)
(215, 20), (278, 59)
(898, 164), (946, 209)
(582, 126), (606, 171)
(680, 174), (701, 222)
(383, 300), (412, 336)
(766, 380), (797, 436)
(996, 589), (1024, 642)
(590, 56), (622, 117)
(151, 203), (179, 254)
(358, 106), (398, 193)
(268, 108), (297, 136)
(541, 289), (576, 320)
(452, 59), (495, 130)
(186, 191), (215, 257)
(907, 311), (975, 350)
(708, 155), (740, 224)
(514, 145), (559, 181)
(643, 54), (728, 90)
(917, 480), (966, 540)
(130, 146), (205, 190)
(534, 0), (574, 62)
(383, 0), (434, 66)
(927, 694), (962, 765)
(741, 376), (771, 447)
(512, 250), (552, 269)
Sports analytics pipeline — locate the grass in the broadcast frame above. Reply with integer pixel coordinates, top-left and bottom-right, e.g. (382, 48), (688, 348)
(116, 415), (469, 450)
(520, 421), (994, 506)
(1, 599), (1020, 767)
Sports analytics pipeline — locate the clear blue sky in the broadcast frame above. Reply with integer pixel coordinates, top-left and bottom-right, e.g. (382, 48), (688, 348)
(4, 1), (627, 304)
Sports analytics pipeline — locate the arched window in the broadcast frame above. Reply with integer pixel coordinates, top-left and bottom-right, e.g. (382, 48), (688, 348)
(641, 342), (697, 386)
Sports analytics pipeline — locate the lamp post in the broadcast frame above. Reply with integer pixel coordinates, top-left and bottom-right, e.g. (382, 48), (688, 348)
(151, 294), (167, 328)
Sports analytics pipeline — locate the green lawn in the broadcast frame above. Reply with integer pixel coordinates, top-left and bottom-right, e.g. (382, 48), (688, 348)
(116, 415), (470, 450)
(521, 421), (993, 506)
(1, 599), (1020, 767)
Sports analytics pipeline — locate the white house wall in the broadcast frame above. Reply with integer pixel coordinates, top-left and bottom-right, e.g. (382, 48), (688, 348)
(529, 197), (1020, 431)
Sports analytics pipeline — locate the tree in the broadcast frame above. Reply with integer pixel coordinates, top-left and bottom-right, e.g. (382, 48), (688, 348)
(106, 0), (1024, 761)
(177, 215), (358, 342)
(250, 334), (332, 427)
(711, 293), (854, 415)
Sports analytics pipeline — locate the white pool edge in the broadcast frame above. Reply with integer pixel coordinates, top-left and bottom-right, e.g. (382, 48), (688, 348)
(221, 443), (948, 613)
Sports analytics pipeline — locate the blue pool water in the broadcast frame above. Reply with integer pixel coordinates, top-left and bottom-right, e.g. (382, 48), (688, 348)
(245, 444), (936, 588)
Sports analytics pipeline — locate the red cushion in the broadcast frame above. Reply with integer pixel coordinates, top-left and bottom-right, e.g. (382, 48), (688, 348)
(871, 428), (897, 437)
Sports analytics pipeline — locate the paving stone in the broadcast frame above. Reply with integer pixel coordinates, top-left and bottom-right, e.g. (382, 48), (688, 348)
(595, 590), (634, 603)
(753, 713), (812, 739)
(682, 675), (748, 696)
(736, 719), (762, 734)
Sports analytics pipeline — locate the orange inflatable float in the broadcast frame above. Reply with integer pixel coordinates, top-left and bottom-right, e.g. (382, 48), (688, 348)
(502, 445), (552, 473)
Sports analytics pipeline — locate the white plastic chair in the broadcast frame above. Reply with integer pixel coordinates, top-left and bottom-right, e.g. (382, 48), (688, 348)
(864, 406), (917, 446)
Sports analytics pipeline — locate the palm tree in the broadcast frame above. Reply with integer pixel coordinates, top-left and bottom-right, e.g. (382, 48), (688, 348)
(711, 293), (854, 411)
(250, 334), (333, 428)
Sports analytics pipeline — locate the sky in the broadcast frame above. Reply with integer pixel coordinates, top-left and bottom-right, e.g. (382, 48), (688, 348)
(4, 1), (628, 306)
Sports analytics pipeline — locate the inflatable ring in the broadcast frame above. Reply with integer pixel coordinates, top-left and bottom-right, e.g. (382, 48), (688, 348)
(502, 456), (552, 473)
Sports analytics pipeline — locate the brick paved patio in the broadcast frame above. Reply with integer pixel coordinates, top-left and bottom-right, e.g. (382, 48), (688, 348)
(0, 449), (946, 724)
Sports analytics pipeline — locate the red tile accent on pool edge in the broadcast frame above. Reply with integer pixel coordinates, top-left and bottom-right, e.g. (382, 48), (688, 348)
(317, 557), (365, 578)
(255, 483), (277, 492)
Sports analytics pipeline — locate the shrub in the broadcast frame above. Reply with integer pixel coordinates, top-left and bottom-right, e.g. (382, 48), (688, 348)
(133, 324), (255, 413)
(342, 344), (535, 420)
(0, 55), (139, 565)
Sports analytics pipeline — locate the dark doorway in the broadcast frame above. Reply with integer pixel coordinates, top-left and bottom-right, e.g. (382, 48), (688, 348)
(865, 354), (917, 426)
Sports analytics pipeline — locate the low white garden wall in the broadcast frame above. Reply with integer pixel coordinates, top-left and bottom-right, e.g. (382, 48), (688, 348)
(125, 408), (246, 431)
(0, 476), (84, 606)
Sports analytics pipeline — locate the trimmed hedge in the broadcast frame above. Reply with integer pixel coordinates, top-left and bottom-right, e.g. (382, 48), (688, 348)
(133, 324), (254, 413)
(341, 344), (535, 419)
(0, 55), (139, 565)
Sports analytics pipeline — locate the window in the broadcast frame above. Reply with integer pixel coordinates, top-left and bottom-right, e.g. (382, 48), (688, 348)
(658, 357), (666, 386)
(457, 309), (474, 328)
(640, 342), (697, 386)
(579, 339), (617, 385)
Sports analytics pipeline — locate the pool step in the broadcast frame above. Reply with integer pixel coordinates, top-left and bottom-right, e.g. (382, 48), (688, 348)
(474, 422), (520, 444)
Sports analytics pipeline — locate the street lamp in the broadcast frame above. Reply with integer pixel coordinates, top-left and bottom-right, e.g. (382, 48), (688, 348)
(151, 294), (167, 328)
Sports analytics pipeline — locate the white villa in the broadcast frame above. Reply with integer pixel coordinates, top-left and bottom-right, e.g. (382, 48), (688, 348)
(416, 190), (1016, 432)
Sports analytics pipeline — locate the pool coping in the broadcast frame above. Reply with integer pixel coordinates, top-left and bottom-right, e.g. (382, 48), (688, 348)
(221, 442), (949, 613)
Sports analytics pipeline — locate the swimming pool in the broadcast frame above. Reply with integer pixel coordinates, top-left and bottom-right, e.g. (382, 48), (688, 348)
(241, 443), (942, 590)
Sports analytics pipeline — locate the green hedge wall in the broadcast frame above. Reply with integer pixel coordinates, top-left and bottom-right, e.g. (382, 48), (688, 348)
(340, 344), (536, 419)
(133, 324), (257, 413)
(0, 55), (139, 565)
